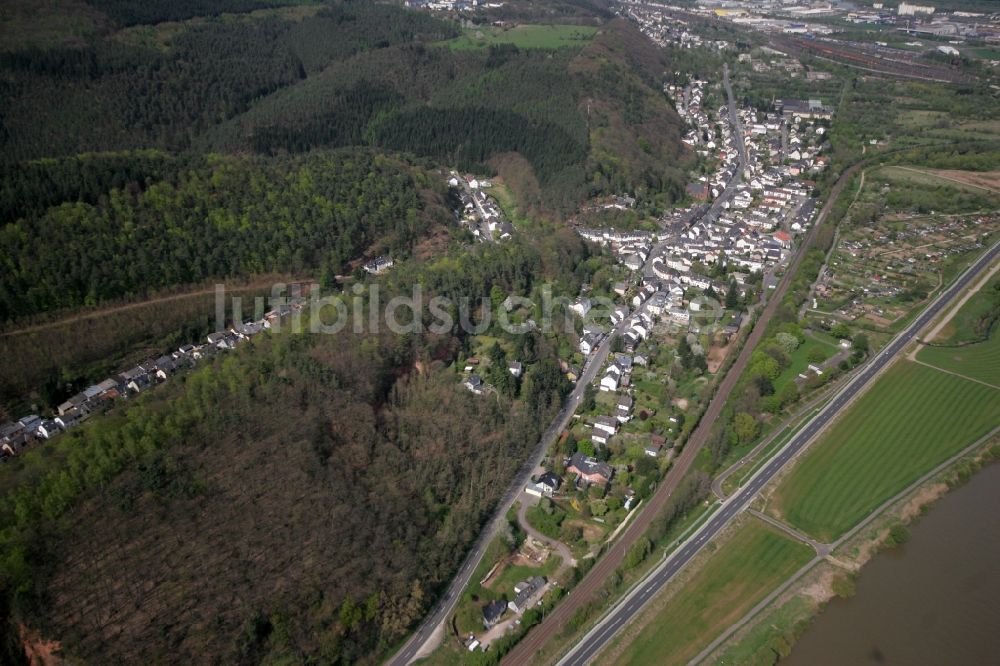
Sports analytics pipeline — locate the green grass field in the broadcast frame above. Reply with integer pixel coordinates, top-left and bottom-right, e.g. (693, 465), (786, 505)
(930, 274), (1000, 345)
(710, 594), (815, 666)
(918, 328), (1000, 386)
(773, 338), (836, 389)
(439, 24), (598, 50)
(610, 520), (813, 666)
(772, 361), (1000, 542)
(916, 272), (1000, 385)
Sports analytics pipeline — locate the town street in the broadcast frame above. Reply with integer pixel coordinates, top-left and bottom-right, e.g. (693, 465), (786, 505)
(385, 284), (653, 665)
(556, 238), (1000, 666)
(391, 60), (757, 666)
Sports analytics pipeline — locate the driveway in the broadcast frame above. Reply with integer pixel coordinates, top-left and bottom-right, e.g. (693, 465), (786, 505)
(517, 493), (577, 570)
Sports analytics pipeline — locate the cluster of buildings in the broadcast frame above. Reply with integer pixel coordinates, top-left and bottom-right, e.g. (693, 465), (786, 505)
(684, 0), (1000, 43)
(405, 0), (505, 13)
(580, 111), (821, 310)
(1, 299), (305, 462)
(467, 573), (548, 651)
(462, 356), (524, 394)
(620, 4), (732, 51)
(668, 78), (732, 170)
(478, 574), (547, 634)
(449, 172), (513, 242)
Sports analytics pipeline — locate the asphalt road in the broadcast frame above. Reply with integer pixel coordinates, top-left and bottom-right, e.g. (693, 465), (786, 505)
(387, 63), (757, 666)
(499, 61), (765, 666)
(557, 238), (1000, 666)
(385, 283), (648, 665)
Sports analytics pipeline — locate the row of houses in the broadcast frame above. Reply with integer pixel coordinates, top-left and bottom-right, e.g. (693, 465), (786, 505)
(450, 172), (513, 242)
(623, 5), (731, 51)
(1, 300), (305, 462)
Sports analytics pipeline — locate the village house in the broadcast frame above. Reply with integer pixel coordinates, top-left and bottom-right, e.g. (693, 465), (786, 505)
(570, 298), (592, 318)
(594, 416), (618, 437)
(508, 576), (546, 613)
(616, 395), (634, 423)
(526, 471), (561, 498)
(567, 452), (613, 486)
(363, 255), (394, 274)
(464, 375), (486, 395)
(36, 420), (61, 439)
(483, 599), (507, 629)
(580, 332), (602, 356)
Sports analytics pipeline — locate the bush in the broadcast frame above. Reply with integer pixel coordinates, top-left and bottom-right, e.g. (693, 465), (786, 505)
(775, 332), (800, 354)
(559, 522), (583, 543)
(885, 524), (911, 548)
(623, 536), (653, 569)
(831, 574), (857, 598)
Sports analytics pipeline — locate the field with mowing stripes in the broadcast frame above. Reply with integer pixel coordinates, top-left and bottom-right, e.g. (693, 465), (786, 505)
(771, 361), (1000, 542)
(609, 520), (813, 666)
(918, 272), (1000, 385)
(918, 333), (1000, 386)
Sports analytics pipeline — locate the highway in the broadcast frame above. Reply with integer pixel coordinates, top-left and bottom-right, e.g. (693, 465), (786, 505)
(387, 63), (753, 666)
(499, 61), (785, 666)
(557, 238), (1000, 666)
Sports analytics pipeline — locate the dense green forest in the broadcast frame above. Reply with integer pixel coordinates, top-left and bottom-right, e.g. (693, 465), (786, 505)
(0, 3), (458, 161)
(0, 224), (592, 662)
(0, 150), (449, 320)
(1, 2), (687, 219)
(212, 18), (689, 215)
(0, 2), (691, 324)
(0, 150), (183, 225)
(0, 2), (687, 662)
(83, 0), (308, 26)
(0, 325), (570, 663)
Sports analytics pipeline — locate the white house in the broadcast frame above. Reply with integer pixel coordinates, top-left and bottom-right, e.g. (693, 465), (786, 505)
(594, 416), (618, 436)
(600, 373), (620, 392)
(570, 298), (592, 318)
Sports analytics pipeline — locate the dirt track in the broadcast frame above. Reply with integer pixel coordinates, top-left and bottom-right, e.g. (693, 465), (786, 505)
(1, 276), (308, 338)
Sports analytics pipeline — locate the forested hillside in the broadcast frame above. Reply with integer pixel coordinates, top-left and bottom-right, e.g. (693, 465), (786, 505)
(0, 2), (685, 663)
(206, 17), (688, 216)
(0, 150), (450, 320)
(2, 2), (687, 220)
(0, 3), (458, 161)
(0, 226), (592, 663)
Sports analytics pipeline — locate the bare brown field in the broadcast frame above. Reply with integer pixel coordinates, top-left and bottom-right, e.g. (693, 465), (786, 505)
(925, 169), (1000, 194)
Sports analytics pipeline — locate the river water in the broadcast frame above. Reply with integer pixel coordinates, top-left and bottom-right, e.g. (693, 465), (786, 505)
(785, 463), (1000, 666)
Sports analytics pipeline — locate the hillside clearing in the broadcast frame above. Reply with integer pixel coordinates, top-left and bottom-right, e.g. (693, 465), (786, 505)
(439, 24), (598, 50)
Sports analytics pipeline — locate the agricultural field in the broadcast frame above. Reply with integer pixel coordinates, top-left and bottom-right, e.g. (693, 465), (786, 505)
(770, 360), (1000, 542)
(917, 271), (1000, 386)
(878, 166), (1000, 197)
(439, 24), (598, 50)
(918, 334), (1000, 386)
(608, 519), (813, 666)
(929, 273), (1000, 345)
